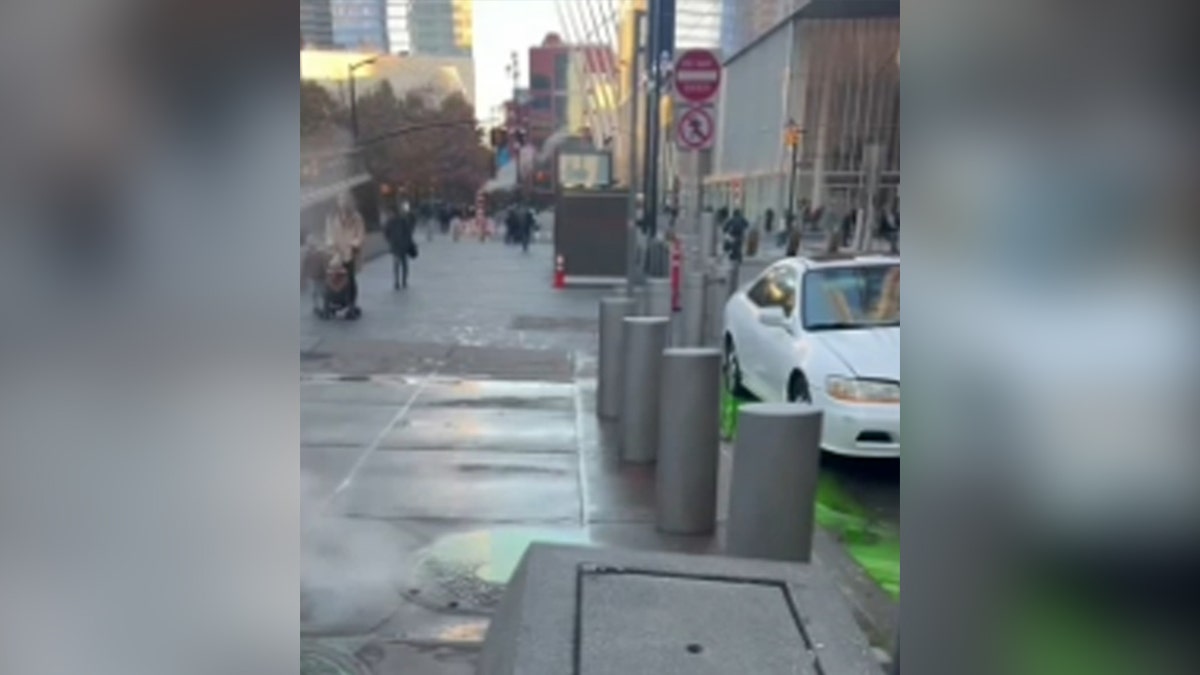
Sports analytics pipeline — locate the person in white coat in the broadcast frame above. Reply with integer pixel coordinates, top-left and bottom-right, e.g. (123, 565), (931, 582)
(325, 192), (366, 310)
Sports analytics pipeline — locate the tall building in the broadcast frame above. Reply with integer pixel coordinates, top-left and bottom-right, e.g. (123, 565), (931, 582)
(526, 34), (615, 148)
(387, 0), (472, 57)
(720, 0), (798, 57)
(331, 0), (389, 51)
(675, 0), (723, 50)
(301, 0), (335, 49)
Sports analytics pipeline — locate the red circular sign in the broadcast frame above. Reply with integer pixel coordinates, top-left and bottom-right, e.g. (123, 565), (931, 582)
(674, 50), (722, 103)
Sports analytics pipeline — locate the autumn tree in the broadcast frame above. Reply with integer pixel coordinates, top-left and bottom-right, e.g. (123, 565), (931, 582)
(300, 80), (344, 140)
(353, 82), (491, 205)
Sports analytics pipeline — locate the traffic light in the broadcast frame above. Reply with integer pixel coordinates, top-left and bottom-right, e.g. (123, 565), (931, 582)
(489, 127), (509, 149)
(784, 126), (801, 148)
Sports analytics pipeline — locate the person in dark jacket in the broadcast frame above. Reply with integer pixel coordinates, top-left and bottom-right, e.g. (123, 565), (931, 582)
(520, 207), (535, 252)
(383, 203), (416, 290)
(723, 208), (750, 262)
(505, 207), (520, 246)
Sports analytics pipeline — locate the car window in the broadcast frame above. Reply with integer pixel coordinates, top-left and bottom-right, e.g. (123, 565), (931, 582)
(802, 264), (900, 330)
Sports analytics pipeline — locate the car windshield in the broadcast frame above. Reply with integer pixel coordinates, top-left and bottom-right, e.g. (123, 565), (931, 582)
(803, 264), (900, 330)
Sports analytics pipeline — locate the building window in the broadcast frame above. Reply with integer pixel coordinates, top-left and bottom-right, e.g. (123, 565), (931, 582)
(554, 53), (569, 89)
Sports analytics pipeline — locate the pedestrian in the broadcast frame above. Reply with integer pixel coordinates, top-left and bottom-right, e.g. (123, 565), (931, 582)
(505, 206), (519, 246)
(325, 192), (366, 312)
(763, 208), (775, 237)
(520, 206), (535, 253)
(885, 207), (900, 254)
(722, 208), (750, 263)
(841, 208), (858, 247)
(384, 201), (417, 290)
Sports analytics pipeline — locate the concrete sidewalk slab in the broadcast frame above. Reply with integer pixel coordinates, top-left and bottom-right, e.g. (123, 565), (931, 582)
(329, 450), (582, 523)
(380, 407), (577, 452)
(477, 544), (880, 675)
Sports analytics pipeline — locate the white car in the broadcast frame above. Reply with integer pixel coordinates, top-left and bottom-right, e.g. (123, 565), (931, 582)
(723, 254), (900, 458)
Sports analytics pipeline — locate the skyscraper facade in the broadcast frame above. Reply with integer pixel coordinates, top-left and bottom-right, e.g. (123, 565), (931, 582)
(388, 0), (472, 57)
(301, 0), (336, 49)
(330, 0), (389, 51)
(675, 0), (723, 50)
(720, 0), (798, 57)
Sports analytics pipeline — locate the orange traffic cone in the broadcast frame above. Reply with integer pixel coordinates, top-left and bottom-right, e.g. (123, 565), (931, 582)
(553, 255), (566, 289)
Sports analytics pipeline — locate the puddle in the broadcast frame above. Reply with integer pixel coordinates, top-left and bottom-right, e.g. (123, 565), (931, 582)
(411, 527), (592, 612)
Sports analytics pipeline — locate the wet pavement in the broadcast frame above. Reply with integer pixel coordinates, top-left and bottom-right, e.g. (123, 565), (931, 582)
(300, 235), (898, 674)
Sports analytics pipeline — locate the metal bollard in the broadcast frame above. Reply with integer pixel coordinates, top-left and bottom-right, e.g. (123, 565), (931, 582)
(725, 402), (824, 562)
(646, 277), (672, 318)
(619, 316), (670, 463)
(702, 269), (729, 347)
(699, 212), (716, 262)
(656, 348), (722, 534)
(629, 284), (650, 315)
(597, 297), (636, 420)
(679, 272), (705, 347)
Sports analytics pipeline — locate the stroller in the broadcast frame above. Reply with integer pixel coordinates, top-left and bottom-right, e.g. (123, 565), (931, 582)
(304, 245), (361, 320)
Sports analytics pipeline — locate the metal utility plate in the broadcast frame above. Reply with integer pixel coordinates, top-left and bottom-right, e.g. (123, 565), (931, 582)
(577, 569), (817, 674)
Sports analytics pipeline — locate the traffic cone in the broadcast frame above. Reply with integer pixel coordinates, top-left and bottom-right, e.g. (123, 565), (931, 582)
(553, 255), (566, 289)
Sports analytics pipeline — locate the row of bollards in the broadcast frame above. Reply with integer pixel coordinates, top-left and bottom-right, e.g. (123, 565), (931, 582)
(595, 286), (824, 563)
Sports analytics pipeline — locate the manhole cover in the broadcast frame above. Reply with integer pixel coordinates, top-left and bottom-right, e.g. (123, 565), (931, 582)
(301, 643), (368, 675)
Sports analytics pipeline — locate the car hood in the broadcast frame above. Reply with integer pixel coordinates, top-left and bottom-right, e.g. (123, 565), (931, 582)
(814, 327), (900, 380)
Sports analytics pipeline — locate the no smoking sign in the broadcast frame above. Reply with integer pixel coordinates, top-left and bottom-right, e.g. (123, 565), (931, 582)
(676, 104), (716, 151)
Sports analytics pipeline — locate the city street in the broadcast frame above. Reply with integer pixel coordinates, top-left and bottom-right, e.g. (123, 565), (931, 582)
(301, 234), (898, 674)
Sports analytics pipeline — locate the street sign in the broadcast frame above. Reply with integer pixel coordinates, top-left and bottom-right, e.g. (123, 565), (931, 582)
(676, 104), (716, 151)
(673, 49), (722, 104)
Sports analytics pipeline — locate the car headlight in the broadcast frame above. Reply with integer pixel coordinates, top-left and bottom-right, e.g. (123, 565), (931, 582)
(825, 375), (900, 403)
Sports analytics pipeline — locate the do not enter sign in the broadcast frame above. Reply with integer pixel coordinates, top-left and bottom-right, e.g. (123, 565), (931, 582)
(673, 49), (722, 103)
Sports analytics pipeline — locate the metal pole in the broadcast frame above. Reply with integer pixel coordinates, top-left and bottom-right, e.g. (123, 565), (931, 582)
(656, 347), (721, 534)
(641, 1), (662, 240)
(625, 10), (645, 290)
(349, 66), (359, 141)
(646, 55), (664, 239)
(861, 142), (883, 252)
(786, 138), (798, 232)
(619, 316), (669, 463)
(597, 297), (636, 420)
(725, 402), (824, 562)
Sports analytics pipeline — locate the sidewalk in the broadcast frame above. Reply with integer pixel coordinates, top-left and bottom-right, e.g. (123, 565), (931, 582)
(300, 233), (896, 674)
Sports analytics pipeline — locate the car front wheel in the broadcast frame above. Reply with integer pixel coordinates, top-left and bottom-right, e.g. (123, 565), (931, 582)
(724, 337), (750, 397)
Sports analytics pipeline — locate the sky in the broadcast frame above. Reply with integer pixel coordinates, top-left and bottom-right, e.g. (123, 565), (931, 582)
(472, 0), (563, 125)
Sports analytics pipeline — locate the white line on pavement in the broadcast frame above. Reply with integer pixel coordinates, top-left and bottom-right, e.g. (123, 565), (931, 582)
(321, 372), (437, 516)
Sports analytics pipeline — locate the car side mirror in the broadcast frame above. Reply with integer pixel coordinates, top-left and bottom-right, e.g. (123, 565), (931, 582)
(758, 306), (791, 330)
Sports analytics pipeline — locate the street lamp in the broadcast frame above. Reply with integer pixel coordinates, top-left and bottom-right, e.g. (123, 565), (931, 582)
(348, 55), (380, 142)
(783, 118), (804, 232)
